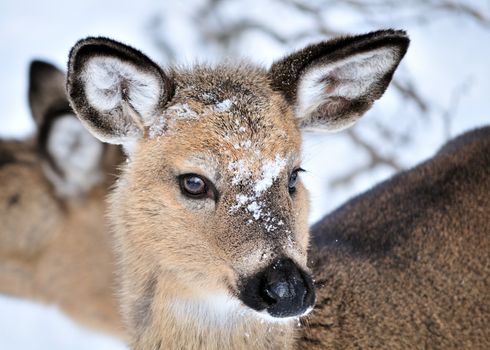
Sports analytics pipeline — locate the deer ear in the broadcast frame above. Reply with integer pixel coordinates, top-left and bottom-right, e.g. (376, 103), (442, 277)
(269, 30), (409, 132)
(28, 60), (69, 125)
(28, 60), (122, 197)
(67, 37), (174, 145)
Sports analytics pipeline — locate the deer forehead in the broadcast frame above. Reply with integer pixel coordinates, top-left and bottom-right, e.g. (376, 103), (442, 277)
(123, 66), (304, 232)
(143, 66), (302, 181)
(146, 112), (301, 189)
(135, 94), (302, 235)
(149, 65), (300, 140)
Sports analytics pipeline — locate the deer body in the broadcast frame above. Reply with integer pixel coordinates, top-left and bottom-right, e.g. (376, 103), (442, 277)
(4, 31), (487, 349)
(5, 118), (487, 349)
(66, 30), (409, 349)
(304, 127), (490, 349)
(0, 175), (122, 336)
(0, 61), (124, 337)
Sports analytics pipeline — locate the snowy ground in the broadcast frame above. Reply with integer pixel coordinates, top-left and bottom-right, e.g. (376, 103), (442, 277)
(0, 0), (489, 349)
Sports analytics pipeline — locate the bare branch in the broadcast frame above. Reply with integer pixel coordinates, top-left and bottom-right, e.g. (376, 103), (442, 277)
(145, 0), (490, 191)
(392, 78), (429, 113)
(146, 15), (177, 63)
(330, 129), (403, 188)
(440, 77), (474, 140)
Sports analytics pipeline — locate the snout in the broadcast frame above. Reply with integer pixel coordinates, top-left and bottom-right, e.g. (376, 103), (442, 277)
(238, 257), (315, 318)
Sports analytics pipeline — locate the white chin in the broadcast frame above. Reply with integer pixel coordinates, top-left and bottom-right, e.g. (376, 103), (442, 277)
(250, 308), (312, 324)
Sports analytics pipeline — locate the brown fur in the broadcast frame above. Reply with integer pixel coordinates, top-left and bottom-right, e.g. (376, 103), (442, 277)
(304, 127), (490, 349)
(0, 61), (125, 337)
(9, 32), (486, 350)
(0, 138), (124, 337)
(65, 31), (409, 349)
(6, 125), (487, 349)
(108, 65), (308, 349)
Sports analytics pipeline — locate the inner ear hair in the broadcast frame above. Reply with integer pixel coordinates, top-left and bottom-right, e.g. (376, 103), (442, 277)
(67, 37), (174, 144)
(269, 29), (409, 105)
(268, 30), (409, 131)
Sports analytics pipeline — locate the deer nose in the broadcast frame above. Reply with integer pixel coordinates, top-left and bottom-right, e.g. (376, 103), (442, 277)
(239, 257), (315, 318)
(262, 258), (315, 317)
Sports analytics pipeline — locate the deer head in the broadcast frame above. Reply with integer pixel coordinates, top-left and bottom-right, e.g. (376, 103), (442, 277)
(66, 30), (408, 348)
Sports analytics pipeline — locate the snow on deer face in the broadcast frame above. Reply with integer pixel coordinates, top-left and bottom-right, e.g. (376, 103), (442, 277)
(66, 31), (408, 325)
(109, 65), (312, 319)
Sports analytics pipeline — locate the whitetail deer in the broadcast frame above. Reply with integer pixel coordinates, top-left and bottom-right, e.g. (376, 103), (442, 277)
(66, 30), (410, 349)
(0, 60), (124, 337)
(303, 126), (490, 349)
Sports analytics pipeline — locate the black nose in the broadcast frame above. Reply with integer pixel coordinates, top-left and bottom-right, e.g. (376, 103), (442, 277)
(239, 258), (315, 318)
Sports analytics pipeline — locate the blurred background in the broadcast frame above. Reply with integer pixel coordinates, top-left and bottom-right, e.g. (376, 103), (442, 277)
(0, 0), (489, 348)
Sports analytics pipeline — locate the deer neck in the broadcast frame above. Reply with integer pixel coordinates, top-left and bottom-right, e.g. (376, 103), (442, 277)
(130, 281), (297, 350)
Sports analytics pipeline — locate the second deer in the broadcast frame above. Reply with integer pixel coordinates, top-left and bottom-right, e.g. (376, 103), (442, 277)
(0, 60), (124, 337)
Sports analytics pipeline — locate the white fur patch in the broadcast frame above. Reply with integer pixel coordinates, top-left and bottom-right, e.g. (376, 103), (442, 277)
(170, 294), (246, 327)
(296, 47), (397, 130)
(122, 139), (138, 157)
(82, 56), (161, 125)
(45, 114), (104, 197)
(170, 293), (300, 327)
(255, 310), (299, 324)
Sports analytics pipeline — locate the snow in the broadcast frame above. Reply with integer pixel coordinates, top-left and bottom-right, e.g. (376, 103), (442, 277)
(149, 100), (234, 139)
(1, 0), (489, 348)
(228, 159), (252, 186)
(168, 103), (198, 119)
(233, 140), (252, 150)
(227, 153), (287, 229)
(247, 201), (263, 220)
(227, 151), (287, 226)
(214, 99), (233, 112)
(254, 155), (287, 195)
(0, 295), (126, 350)
(149, 103), (199, 138)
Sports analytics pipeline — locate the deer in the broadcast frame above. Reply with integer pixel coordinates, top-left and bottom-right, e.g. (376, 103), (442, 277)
(0, 60), (125, 337)
(8, 115), (487, 349)
(302, 125), (490, 349)
(65, 29), (412, 349)
(4, 30), (486, 350)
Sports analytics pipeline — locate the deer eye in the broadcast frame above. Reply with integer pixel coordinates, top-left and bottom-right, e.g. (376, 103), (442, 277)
(288, 168), (304, 194)
(179, 174), (215, 200)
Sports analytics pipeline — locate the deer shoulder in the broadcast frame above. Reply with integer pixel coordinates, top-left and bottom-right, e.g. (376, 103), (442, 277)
(305, 127), (490, 349)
